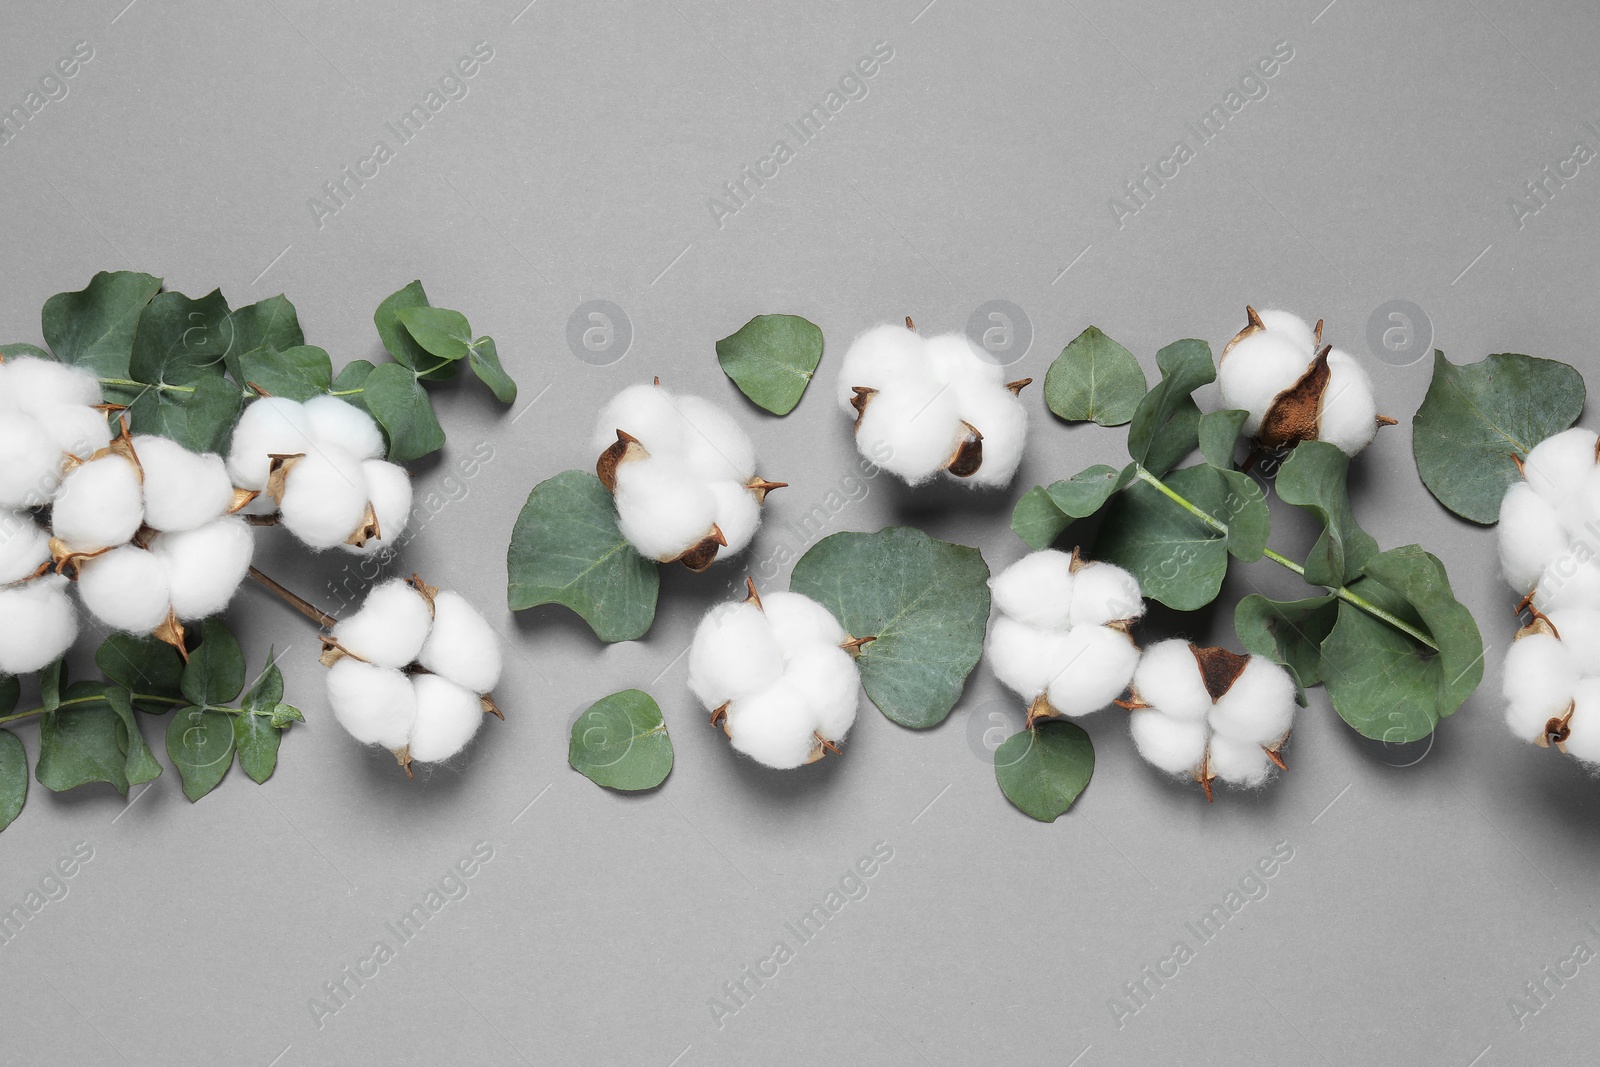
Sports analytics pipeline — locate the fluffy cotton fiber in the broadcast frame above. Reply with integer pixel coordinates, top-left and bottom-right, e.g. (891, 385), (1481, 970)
(0, 357), (109, 508)
(0, 575), (78, 675)
(134, 435), (235, 533)
(76, 545), (173, 633)
(1502, 608), (1600, 767)
(687, 587), (860, 769)
(1496, 428), (1600, 621)
(50, 455), (144, 552)
(150, 517), (255, 621)
(837, 323), (1028, 488)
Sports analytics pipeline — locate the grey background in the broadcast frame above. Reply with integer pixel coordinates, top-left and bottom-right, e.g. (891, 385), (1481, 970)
(2, 0), (1598, 1064)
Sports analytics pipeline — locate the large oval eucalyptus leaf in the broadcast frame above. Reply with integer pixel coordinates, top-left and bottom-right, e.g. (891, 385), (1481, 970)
(1, 343), (52, 361)
(993, 721), (1094, 822)
(1127, 338), (1214, 477)
(790, 527), (990, 729)
(97, 633), (184, 712)
(1412, 351), (1585, 523)
(235, 655), (290, 784)
(1275, 440), (1377, 586)
(1198, 409), (1249, 469)
(41, 271), (162, 384)
(331, 359), (375, 414)
(181, 619), (245, 709)
(36, 683), (132, 795)
(1044, 326), (1146, 426)
(1011, 464), (1135, 550)
(375, 280), (432, 371)
(126, 372), (243, 453)
(129, 289), (234, 386)
(467, 337), (517, 403)
(238, 345), (333, 401)
(226, 295), (304, 381)
(165, 707), (235, 802)
(507, 470), (660, 642)
(1095, 465), (1231, 610)
(397, 306), (473, 362)
(364, 362), (446, 462)
(0, 731), (27, 832)
(716, 314), (825, 416)
(1235, 594), (1339, 703)
(568, 689), (673, 790)
(104, 688), (163, 788)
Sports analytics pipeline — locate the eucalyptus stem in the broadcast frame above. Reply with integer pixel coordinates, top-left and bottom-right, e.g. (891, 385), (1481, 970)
(1131, 465), (1440, 652)
(248, 567), (339, 629)
(98, 377), (194, 393)
(0, 692), (183, 727)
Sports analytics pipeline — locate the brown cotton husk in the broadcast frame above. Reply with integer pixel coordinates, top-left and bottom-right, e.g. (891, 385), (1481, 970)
(673, 524), (726, 572)
(1025, 691), (1057, 727)
(227, 487), (261, 514)
(344, 501), (381, 548)
(849, 386), (877, 431)
(1006, 378), (1033, 396)
(1189, 644), (1251, 702)
(840, 634), (876, 656)
(710, 701), (729, 728)
(393, 746), (414, 779)
(152, 609), (188, 661)
(317, 634), (368, 668)
(596, 430), (647, 491)
(409, 573), (439, 613)
(1222, 306), (1267, 357)
(746, 477), (787, 503)
(1256, 346), (1332, 449)
(1196, 750), (1217, 803)
(943, 421), (984, 479)
(265, 453), (305, 505)
(48, 537), (112, 579)
(743, 576), (763, 610)
(1536, 703), (1576, 751)
(481, 695), (504, 720)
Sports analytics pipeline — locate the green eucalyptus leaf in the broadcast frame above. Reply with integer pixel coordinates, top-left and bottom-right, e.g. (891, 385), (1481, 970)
(126, 366), (243, 452)
(238, 345), (333, 401)
(1126, 338), (1214, 477)
(242, 655), (285, 713)
(1010, 464), (1136, 550)
(568, 689), (674, 790)
(1012, 487), (1073, 552)
(507, 470), (660, 642)
(36, 682), (127, 795)
(364, 362), (446, 462)
(103, 688), (163, 788)
(234, 713), (282, 784)
(715, 314), (825, 416)
(1198, 409), (1249, 469)
(96, 633), (185, 712)
(1094, 465), (1230, 610)
(165, 707), (235, 802)
(1235, 594), (1339, 704)
(374, 280), (432, 371)
(269, 704), (305, 728)
(397, 306), (473, 362)
(790, 527), (990, 729)
(1043, 326), (1146, 426)
(1412, 350), (1586, 524)
(468, 337), (517, 403)
(994, 721), (1095, 822)
(1, 343), (52, 361)
(180, 619), (245, 709)
(40, 659), (66, 713)
(0, 731), (26, 832)
(41, 270), (162, 383)
(0, 674), (18, 716)
(1276, 440), (1378, 586)
(331, 359), (375, 414)
(227, 295), (304, 381)
(129, 289), (234, 386)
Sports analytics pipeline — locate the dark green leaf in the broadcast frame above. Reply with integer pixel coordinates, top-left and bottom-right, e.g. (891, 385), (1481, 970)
(993, 721), (1095, 822)
(1198, 409), (1249, 469)
(0, 674), (18, 716)
(269, 704), (305, 728)
(103, 688), (163, 788)
(791, 527), (990, 729)
(1126, 338), (1214, 477)
(1010, 464), (1136, 550)
(0, 731), (27, 832)
(1043, 326), (1146, 426)
(397, 306), (473, 362)
(129, 289), (234, 386)
(1094, 465), (1229, 610)
(181, 618), (245, 708)
(96, 633), (185, 712)
(568, 689), (674, 790)
(331, 359), (375, 414)
(1012, 487), (1073, 552)
(242, 655), (285, 713)
(238, 345), (333, 401)
(1235, 594), (1339, 703)
(507, 470), (660, 642)
(126, 363), (243, 452)
(234, 714), (282, 784)
(37, 683), (127, 795)
(165, 707), (235, 801)
(715, 314), (825, 416)
(41, 271), (162, 382)
(364, 362), (446, 462)
(1, 343), (52, 361)
(1215, 468), (1270, 562)
(1276, 440), (1378, 586)
(40, 659), (66, 713)
(227, 295), (304, 381)
(374, 281), (432, 372)
(468, 336), (517, 403)
(1412, 351), (1585, 524)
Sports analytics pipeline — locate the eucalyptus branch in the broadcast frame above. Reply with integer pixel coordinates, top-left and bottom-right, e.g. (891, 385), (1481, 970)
(0, 692), (184, 727)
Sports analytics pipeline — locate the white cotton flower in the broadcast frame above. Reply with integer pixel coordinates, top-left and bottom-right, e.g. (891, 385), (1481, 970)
(327, 659), (417, 749)
(1, 356), (102, 413)
(1045, 625), (1141, 717)
(226, 396), (317, 491)
(1254, 309), (1317, 357)
(677, 395), (757, 484)
(76, 545), (172, 633)
(1499, 443), (1600, 612)
(418, 591), (503, 693)
(302, 396), (386, 461)
(1501, 611), (1600, 767)
(0, 509), (49, 586)
(0, 414), (69, 509)
(0, 575), (78, 675)
(990, 549), (1076, 630)
(276, 446), (369, 550)
(51, 455), (143, 552)
(150, 517), (254, 621)
(708, 481), (761, 561)
(134, 435), (235, 533)
(613, 455), (719, 563)
(1217, 332), (1305, 436)
(42, 405), (112, 460)
(687, 586), (862, 769)
(1316, 349), (1379, 456)
(837, 324), (1028, 488)
(1127, 639), (1296, 796)
(408, 675), (486, 763)
(591, 383), (689, 456)
(1522, 428), (1598, 506)
(332, 579), (433, 668)
(1498, 482), (1568, 594)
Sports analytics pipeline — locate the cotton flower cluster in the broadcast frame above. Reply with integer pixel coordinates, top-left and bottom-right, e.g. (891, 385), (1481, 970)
(227, 396), (411, 553)
(322, 577), (504, 775)
(687, 580), (864, 769)
(985, 549), (1144, 722)
(1502, 608), (1600, 766)
(0, 354), (111, 509)
(1497, 428), (1600, 614)
(1217, 306), (1387, 456)
(1127, 640), (1296, 799)
(593, 383), (784, 571)
(836, 320), (1029, 488)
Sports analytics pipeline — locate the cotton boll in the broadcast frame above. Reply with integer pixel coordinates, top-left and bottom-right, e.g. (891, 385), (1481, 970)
(1505, 698), (1559, 744)
(1532, 556), (1600, 614)
(676, 395), (757, 483)
(1, 356), (102, 413)
(326, 659), (416, 749)
(51, 455), (143, 551)
(853, 379), (962, 484)
(1500, 633), (1578, 722)
(303, 396), (385, 461)
(408, 675), (485, 763)
(134, 435), (234, 533)
(1255, 309), (1317, 356)
(419, 591), (503, 693)
(1317, 350), (1379, 456)
(1498, 482), (1568, 593)
(1523, 428), (1598, 506)
(0, 414), (67, 508)
(1560, 684), (1600, 764)
(613, 455), (718, 562)
(687, 601), (783, 708)
(1208, 734), (1273, 787)
(835, 323), (927, 412)
(0, 509), (49, 586)
(1218, 333), (1307, 435)
(708, 482), (761, 559)
(1545, 609), (1600, 676)
(986, 617), (1077, 700)
(41, 404), (111, 460)
(226, 397), (317, 490)
(0, 576), (78, 675)
(76, 546), (171, 633)
(1068, 561), (1144, 628)
(1129, 709), (1207, 776)
(151, 517), (254, 620)
(277, 446), (369, 549)
(1209, 657), (1296, 745)
(760, 590), (847, 649)
(725, 683), (822, 769)
(786, 644), (860, 739)
(1133, 640), (1212, 720)
(952, 385), (1027, 488)
(591, 383), (687, 455)
(1044, 626), (1140, 717)
(339, 460), (412, 555)
(924, 333), (1004, 390)
(991, 550), (1076, 630)
(333, 579), (432, 668)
